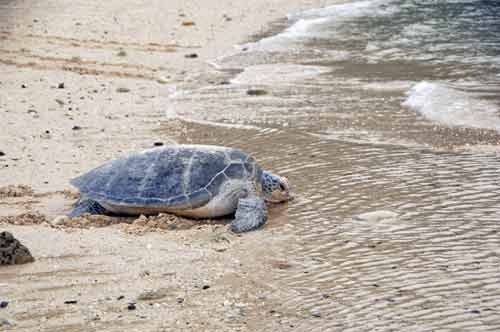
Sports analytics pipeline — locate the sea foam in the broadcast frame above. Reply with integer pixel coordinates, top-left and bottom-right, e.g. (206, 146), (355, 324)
(403, 82), (500, 131)
(241, 0), (397, 51)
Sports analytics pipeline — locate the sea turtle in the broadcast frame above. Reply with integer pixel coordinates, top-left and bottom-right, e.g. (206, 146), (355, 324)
(0, 231), (34, 265)
(68, 145), (292, 232)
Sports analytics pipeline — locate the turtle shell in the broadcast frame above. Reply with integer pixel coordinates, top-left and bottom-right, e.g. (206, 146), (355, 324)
(70, 145), (262, 210)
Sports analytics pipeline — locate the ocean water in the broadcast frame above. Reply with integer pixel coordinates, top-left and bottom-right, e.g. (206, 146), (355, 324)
(168, 1), (500, 330)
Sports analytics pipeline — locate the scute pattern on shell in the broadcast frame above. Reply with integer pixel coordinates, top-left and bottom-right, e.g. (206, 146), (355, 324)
(70, 145), (262, 210)
(0, 231), (34, 265)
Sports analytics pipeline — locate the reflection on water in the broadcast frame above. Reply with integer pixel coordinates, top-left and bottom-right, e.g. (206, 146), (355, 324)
(166, 0), (500, 330)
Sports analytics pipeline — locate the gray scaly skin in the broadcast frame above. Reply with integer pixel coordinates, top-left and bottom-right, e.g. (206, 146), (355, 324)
(0, 231), (34, 265)
(231, 197), (267, 233)
(67, 145), (292, 233)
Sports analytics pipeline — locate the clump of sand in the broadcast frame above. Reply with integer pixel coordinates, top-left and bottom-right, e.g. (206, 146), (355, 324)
(0, 185), (34, 198)
(0, 212), (48, 225)
(46, 212), (228, 235)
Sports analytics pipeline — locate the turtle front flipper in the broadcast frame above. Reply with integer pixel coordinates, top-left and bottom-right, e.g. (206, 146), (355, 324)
(68, 199), (108, 218)
(231, 197), (268, 233)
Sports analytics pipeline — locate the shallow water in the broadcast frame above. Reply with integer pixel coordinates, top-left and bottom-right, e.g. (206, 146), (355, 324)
(167, 0), (500, 330)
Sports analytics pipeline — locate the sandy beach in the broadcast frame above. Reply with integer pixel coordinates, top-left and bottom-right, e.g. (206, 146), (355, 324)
(4, 0), (500, 331)
(0, 0), (333, 331)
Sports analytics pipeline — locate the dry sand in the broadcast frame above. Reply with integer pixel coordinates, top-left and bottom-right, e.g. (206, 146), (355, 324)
(0, 0), (333, 330)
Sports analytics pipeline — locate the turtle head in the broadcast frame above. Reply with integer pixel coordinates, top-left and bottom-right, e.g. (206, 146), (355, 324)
(261, 171), (292, 203)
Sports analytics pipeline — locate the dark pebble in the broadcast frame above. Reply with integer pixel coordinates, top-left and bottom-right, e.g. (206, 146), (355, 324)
(127, 303), (136, 310)
(117, 295), (125, 301)
(246, 89), (268, 96)
(116, 87), (130, 93)
(72, 125), (82, 130)
(153, 142), (164, 146)
(202, 285), (210, 290)
(219, 80), (230, 85)
(469, 309), (481, 314)
(176, 297), (184, 304)
(0, 151), (5, 157)
(184, 53), (198, 59)
(64, 300), (78, 304)
(58, 83), (65, 89)
(21, 84), (27, 88)
(0, 301), (8, 309)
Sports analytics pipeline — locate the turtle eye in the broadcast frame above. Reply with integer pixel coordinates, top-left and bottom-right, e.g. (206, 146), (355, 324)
(279, 183), (286, 191)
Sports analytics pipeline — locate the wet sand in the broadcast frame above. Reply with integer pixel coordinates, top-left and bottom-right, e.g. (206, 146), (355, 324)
(0, 0), (334, 331)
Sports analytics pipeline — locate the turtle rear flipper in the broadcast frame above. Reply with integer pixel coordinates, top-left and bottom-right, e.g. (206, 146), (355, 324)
(230, 197), (267, 233)
(68, 199), (107, 218)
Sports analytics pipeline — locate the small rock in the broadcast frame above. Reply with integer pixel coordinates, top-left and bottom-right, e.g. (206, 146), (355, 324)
(469, 309), (481, 314)
(51, 215), (69, 226)
(116, 87), (130, 93)
(0, 151), (5, 157)
(21, 84), (27, 88)
(58, 83), (65, 89)
(311, 309), (322, 318)
(156, 76), (169, 84)
(127, 303), (136, 310)
(137, 289), (167, 301)
(181, 21), (195, 26)
(153, 142), (164, 146)
(0, 301), (8, 308)
(246, 89), (268, 96)
(0, 231), (34, 265)
(0, 319), (13, 327)
(117, 295), (125, 301)
(184, 53), (198, 59)
(176, 297), (184, 304)
(202, 285), (210, 290)
(72, 125), (82, 130)
(55, 99), (65, 106)
(64, 300), (78, 304)
(139, 270), (151, 277)
(117, 49), (127, 57)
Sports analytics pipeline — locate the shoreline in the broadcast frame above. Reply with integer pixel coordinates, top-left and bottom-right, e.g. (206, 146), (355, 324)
(0, 0), (336, 331)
